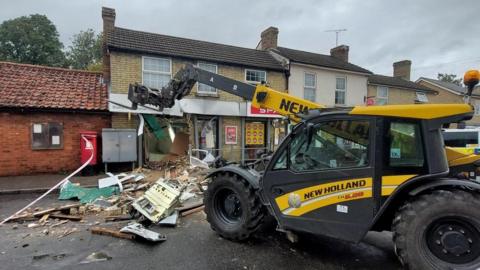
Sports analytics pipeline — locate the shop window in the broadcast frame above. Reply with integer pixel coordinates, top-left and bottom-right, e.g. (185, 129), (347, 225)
(245, 121), (266, 160)
(289, 120), (370, 172)
(196, 117), (218, 158)
(389, 122), (424, 167)
(32, 123), (63, 150)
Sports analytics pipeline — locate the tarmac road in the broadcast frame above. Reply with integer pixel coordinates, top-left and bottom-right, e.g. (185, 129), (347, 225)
(0, 194), (403, 270)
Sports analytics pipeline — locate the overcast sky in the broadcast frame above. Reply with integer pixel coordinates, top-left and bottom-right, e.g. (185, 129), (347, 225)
(1, 0), (479, 81)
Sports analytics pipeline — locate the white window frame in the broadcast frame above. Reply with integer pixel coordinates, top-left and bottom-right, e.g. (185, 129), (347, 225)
(335, 76), (347, 105)
(376, 86), (389, 105)
(197, 62), (218, 95)
(303, 72), (316, 102)
(415, 91), (428, 103)
(141, 56), (172, 89)
(245, 69), (267, 85)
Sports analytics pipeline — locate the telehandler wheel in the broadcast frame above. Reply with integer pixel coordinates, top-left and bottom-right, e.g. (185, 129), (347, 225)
(393, 189), (480, 270)
(204, 173), (264, 241)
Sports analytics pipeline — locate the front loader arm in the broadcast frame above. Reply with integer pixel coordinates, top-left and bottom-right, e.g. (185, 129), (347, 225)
(128, 63), (324, 122)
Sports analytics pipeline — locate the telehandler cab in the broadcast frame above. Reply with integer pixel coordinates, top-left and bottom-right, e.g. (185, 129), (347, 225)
(128, 64), (480, 269)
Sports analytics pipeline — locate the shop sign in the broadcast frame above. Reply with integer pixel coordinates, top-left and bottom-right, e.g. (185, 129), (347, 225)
(248, 103), (281, 118)
(225, 126), (238, 145)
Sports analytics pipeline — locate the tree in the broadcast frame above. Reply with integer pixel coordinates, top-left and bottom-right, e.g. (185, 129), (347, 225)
(437, 73), (463, 86)
(66, 29), (102, 70)
(0, 14), (66, 67)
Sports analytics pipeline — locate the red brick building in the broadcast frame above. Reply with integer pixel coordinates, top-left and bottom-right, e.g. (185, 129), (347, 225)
(0, 62), (111, 176)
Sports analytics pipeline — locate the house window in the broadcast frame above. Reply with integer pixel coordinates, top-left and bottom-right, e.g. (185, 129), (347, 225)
(335, 77), (347, 105)
(377, 86), (389, 105)
(304, 73), (316, 102)
(197, 62), (218, 94)
(245, 69), (266, 84)
(415, 92), (428, 103)
(32, 123), (63, 150)
(142, 56), (171, 89)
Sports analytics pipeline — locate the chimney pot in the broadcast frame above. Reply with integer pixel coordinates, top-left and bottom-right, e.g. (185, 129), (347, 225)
(259, 26), (279, 50)
(330, 45), (349, 62)
(393, 60), (411, 81)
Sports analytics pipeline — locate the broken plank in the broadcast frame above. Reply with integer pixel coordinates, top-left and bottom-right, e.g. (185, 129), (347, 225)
(90, 227), (135, 240)
(104, 215), (133, 222)
(49, 213), (83, 221)
(49, 220), (68, 228)
(9, 208), (57, 221)
(180, 205), (205, 217)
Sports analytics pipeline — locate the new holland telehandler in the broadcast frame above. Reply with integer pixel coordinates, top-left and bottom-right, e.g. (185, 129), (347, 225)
(128, 64), (480, 269)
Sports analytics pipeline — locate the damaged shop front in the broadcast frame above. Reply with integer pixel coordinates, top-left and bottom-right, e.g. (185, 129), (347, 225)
(109, 94), (287, 165)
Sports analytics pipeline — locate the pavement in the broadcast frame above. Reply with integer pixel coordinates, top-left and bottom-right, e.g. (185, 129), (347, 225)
(0, 193), (403, 270)
(0, 174), (104, 194)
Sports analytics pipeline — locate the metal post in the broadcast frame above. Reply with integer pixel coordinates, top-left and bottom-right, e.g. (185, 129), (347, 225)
(241, 117), (245, 163)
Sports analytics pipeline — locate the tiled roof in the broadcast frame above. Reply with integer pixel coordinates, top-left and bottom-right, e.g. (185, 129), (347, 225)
(369, 74), (436, 93)
(418, 77), (480, 95)
(107, 27), (285, 71)
(273, 47), (372, 74)
(0, 62), (108, 111)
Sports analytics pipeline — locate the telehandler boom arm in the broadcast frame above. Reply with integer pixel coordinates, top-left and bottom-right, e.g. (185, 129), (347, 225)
(128, 63), (323, 122)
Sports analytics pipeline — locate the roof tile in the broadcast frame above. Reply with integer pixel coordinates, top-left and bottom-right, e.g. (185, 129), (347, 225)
(0, 62), (108, 111)
(107, 27), (285, 71)
(274, 47), (372, 74)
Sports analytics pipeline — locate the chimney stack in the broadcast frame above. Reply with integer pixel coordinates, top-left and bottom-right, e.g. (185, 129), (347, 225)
(393, 60), (411, 81)
(259, 27), (279, 50)
(102, 7), (116, 84)
(330, 45), (349, 62)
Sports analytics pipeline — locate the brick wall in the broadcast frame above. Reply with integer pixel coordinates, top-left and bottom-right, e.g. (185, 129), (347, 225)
(0, 112), (111, 176)
(110, 51), (287, 97)
(367, 84), (435, 105)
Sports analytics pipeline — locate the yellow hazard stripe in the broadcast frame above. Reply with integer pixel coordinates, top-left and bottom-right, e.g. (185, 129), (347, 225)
(275, 178), (372, 211)
(381, 175), (417, 196)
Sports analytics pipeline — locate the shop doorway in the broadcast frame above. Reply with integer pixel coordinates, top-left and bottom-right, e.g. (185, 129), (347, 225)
(195, 117), (219, 159)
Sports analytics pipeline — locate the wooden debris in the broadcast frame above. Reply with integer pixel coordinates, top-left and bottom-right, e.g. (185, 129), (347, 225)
(180, 205), (205, 217)
(58, 228), (77, 238)
(49, 220), (68, 228)
(49, 213), (82, 221)
(10, 208), (56, 221)
(104, 215), (133, 222)
(39, 214), (49, 224)
(90, 227), (135, 240)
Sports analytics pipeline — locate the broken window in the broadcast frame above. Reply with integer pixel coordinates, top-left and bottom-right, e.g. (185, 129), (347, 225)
(32, 122), (63, 150)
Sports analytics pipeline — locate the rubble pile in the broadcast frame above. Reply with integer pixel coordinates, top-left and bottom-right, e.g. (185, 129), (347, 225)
(5, 156), (209, 243)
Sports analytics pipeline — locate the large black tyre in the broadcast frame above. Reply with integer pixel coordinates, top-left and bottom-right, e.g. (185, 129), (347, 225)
(204, 173), (265, 241)
(393, 189), (480, 270)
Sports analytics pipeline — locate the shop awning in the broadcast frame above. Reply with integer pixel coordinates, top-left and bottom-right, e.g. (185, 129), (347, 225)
(179, 99), (245, 116)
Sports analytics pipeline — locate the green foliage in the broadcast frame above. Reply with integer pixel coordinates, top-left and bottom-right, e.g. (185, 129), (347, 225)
(66, 29), (103, 70)
(437, 73), (463, 86)
(0, 14), (66, 67)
